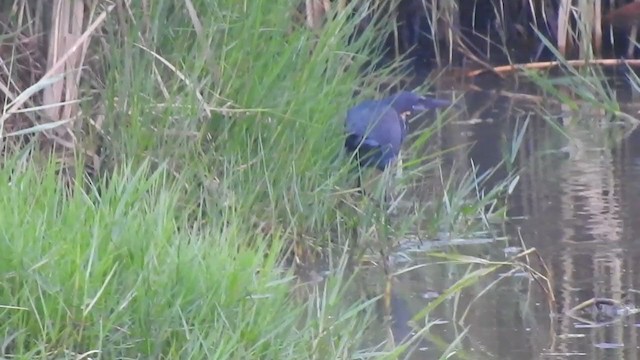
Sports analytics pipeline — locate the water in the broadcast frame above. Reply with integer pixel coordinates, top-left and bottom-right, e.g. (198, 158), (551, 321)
(371, 81), (640, 359)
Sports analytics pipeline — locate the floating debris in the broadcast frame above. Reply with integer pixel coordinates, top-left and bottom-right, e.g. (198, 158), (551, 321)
(593, 342), (624, 349)
(566, 297), (640, 326)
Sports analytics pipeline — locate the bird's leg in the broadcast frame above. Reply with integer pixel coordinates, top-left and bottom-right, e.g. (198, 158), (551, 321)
(356, 173), (365, 195)
(382, 170), (393, 206)
(383, 157), (405, 214)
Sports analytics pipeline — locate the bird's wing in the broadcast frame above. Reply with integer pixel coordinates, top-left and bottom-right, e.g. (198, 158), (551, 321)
(345, 102), (403, 153)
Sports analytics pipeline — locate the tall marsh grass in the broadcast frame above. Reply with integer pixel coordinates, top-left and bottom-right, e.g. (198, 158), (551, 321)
(0, 158), (380, 358)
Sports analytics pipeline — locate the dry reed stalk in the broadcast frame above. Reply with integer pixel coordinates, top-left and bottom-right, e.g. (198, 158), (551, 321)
(439, 0), (458, 66)
(305, 0), (331, 30)
(43, 0), (83, 149)
(576, 0), (595, 59)
(0, 1), (114, 182)
(557, 0), (571, 57)
(338, 0), (348, 12)
(594, 0), (602, 56)
(0, 10), (45, 141)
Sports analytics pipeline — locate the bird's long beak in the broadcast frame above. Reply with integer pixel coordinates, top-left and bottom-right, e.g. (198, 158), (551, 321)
(412, 97), (452, 111)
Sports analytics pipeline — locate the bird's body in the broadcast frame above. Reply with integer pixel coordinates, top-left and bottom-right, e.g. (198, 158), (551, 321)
(344, 91), (450, 171)
(345, 99), (407, 170)
(343, 91), (452, 197)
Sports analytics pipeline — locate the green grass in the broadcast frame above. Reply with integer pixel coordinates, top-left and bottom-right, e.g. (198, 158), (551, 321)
(97, 0), (395, 238)
(0, 0), (524, 358)
(0, 158), (379, 358)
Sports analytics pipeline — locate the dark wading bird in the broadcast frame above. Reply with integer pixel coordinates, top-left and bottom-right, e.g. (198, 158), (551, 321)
(344, 91), (452, 197)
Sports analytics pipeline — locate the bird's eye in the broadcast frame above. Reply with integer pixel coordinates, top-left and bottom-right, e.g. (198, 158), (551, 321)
(400, 111), (411, 120)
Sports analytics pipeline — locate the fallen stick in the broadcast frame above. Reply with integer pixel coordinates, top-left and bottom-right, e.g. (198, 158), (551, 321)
(466, 58), (640, 78)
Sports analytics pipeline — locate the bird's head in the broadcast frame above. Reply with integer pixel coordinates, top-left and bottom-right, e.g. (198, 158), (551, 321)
(387, 91), (452, 120)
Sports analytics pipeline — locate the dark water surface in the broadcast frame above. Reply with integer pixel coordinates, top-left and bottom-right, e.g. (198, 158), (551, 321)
(371, 82), (640, 359)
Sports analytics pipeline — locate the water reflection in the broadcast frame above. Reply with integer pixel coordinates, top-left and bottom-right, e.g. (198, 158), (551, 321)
(379, 82), (640, 359)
